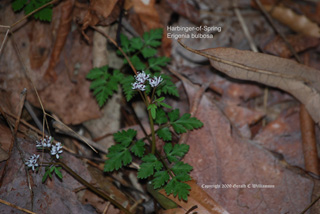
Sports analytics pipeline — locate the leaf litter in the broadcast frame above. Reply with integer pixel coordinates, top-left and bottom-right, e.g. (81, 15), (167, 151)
(1, 0), (320, 213)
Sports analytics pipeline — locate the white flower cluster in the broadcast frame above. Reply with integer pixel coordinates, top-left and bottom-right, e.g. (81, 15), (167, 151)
(36, 136), (52, 148)
(26, 136), (63, 171)
(132, 71), (163, 91)
(50, 142), (63, 159)
(25, 154), (39, 171)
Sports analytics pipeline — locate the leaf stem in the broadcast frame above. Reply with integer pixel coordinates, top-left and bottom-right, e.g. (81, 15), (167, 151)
(148, 109), (156, 154)
(150, 87), (156, 103)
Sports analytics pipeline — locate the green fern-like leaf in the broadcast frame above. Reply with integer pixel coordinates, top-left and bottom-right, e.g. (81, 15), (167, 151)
(87, 66), (123, 107)
(137, 154), (163, 179)
(104, 144), (132, 172)
(148, 57), (170, 71)
(21, 0), (53, 21)
(12, 0), (27, 11)
(156, 127), (172, 141)
(152, 171), (170, 189)
(164, 178), (191, 201)
(156, 74), (179, 97)
(113, 129), (137, 147)
(164, 143), (189, 163)
(143, 28), (163, 47)
(155, 108), (168, 125)
(120, 75), (136, 102)
(131, 140), (145, 157)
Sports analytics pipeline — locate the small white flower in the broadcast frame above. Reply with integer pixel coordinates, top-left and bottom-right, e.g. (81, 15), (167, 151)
(132, 82), (146, 91)
(135, 71), (149, 83)
(25, 154), (39, 171)
(50, 142), (63, 159)
(148, 76), (163, 87)
(36, 136), (52, 148)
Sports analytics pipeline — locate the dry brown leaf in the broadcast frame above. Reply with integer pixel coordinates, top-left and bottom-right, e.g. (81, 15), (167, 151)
(263, 35), (320, 58)
(45, 0), (75, 82)
(262, 4), (320, 38)
(159, 180), (229, 214)
(179, 41), (320, 124)
(81, 0), (121, 40)
(180, 79), (319, 213)
(166, 0), (200, 25)
(0, 124), (11, 162)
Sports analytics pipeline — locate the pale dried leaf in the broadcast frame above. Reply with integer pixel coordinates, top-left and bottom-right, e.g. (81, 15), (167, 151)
(180, 41), (320, 123)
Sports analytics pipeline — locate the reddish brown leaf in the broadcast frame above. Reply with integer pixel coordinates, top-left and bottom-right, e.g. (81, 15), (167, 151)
(28, 22), (51, 69)
(180, 80), (319, 213)
(254, 106), (304, 168)
(166, 0), (200, 25)
(45, 0), (75, 82)
(263, 35), (320, 58)
(81, 0), (121, 41)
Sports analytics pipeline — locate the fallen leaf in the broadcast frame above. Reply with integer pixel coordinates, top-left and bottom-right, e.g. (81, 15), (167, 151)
(263, 35), (320, 58)
(81, 0), (121, 40)
(45, 0), (75, 82)
(254, 106), (304, 168)
(180, 79), (319, 213)
(166, 0), (200, 25)
(179, 41), (320, 124)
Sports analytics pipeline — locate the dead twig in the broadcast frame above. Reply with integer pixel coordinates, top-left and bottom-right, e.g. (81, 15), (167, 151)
(0, 198), (36, 214)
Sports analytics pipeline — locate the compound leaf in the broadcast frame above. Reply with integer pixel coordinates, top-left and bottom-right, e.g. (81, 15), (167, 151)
(148, 57), (170, 71)
(131, 140), (145, 158)
(143, 28), (163, 47)
(152, 171), (170, 189)
(138, 154), (163, 179)
(164, 143), (189, 162)
(121, 75), (136, 101)
(104, 144), (132, 172)
(113, 129), (137, 147)
(157, 127), (172, 141)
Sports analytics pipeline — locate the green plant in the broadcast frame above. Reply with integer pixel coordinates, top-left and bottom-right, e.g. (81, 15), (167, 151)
(12, 0), (53, 21)
(87, 28), (203, 201)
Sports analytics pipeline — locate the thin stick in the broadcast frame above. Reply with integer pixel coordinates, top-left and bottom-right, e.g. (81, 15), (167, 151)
(14, 88), (27, 135)
(0, 29), (10, 55)
(233, 1), (258, 53)
(0, 198), (36, 214)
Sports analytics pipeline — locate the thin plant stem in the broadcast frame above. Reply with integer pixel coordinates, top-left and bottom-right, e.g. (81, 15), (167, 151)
(148, 109), (156, 154)
(150, 87), (156, 102)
